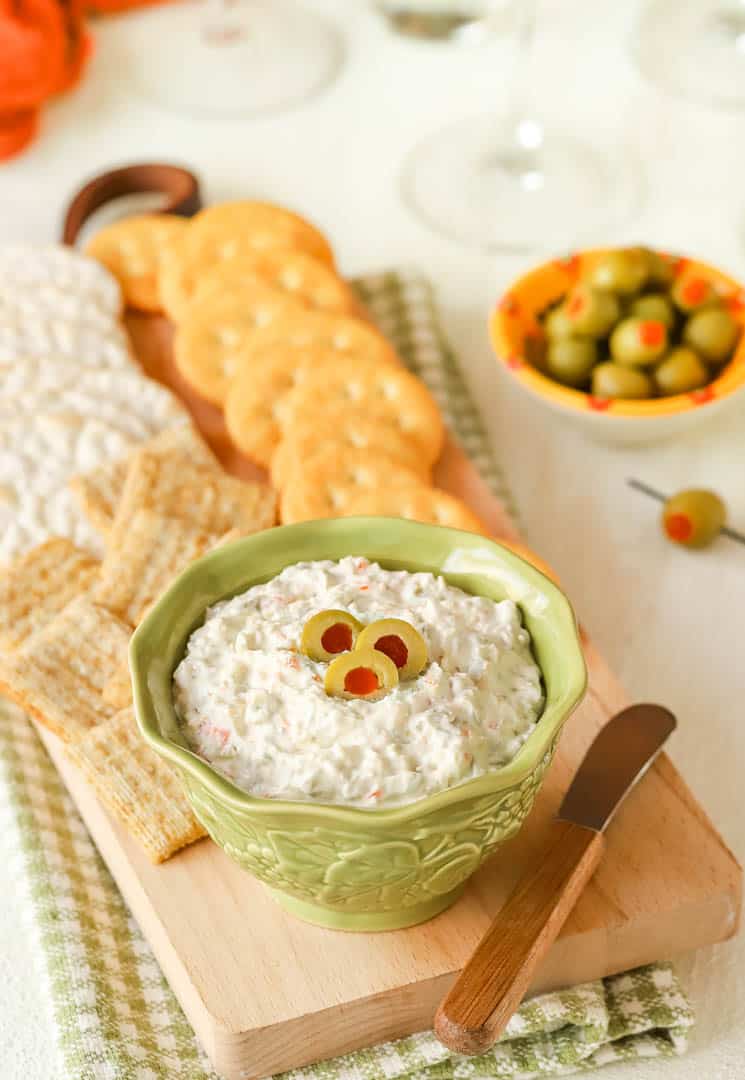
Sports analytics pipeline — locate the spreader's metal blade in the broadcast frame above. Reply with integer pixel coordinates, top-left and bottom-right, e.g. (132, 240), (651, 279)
(558, 704), (676, 833)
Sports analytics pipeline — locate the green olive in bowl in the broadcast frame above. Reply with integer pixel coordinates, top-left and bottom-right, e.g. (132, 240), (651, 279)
(628, 292), (676, 329)
(545, 338), (597, 388)
(671, 275), (716, 314)
(610, 317), (668, 366)
(654, 347), (709, 396)
(588, 249), (649, 295)
(564, 284), (620, 337)
(591, 362), (654, 399)
(543, 303), (575, 340)
(683, 307), (740, 365)
(641, 248), (675, 289)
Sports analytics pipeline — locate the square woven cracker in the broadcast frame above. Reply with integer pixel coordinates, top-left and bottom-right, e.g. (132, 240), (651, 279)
(64, 707), (206, 863)
(101, 660), (133, 711)
(114, 445), (276, 538)
(0, 596), (131, 742)
(0, 538), (100, 652)
(69, 458), (129, 537)
(93, 508), (227, 625)
(69, 423), (218, 537)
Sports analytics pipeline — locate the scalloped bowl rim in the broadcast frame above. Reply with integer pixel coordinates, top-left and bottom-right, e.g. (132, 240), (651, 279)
(130, 518), (587, 828)
(490, 249), (745, 419)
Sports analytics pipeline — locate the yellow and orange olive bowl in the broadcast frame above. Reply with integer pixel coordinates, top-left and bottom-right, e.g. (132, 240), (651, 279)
(490, 250), (745, 444)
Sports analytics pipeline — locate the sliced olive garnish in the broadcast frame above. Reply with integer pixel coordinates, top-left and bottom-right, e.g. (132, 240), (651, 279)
(324, 647), (399, 699)
(300, 609), (363, 662)
(354, 618), (428, 681)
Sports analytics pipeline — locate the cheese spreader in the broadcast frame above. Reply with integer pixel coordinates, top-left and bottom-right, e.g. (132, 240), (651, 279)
(434, 703), (677, 1056)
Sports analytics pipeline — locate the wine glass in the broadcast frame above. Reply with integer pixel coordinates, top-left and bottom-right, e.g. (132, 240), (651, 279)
(399, 0), (640, 252)
(633, 0), (745, 109)
(117, 0), (343, 116)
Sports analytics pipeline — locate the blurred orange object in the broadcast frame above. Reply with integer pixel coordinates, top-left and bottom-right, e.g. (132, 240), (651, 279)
(0, 0), (168, 163)
(86, 0), (166, 12)
(56, 16), (94, 97)
(0, 0), (95, 160)
(0, 108), (40, 160)
(0, 0), (68, 110)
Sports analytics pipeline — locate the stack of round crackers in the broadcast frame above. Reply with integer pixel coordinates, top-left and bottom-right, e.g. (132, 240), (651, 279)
(86, 201), (488, 535)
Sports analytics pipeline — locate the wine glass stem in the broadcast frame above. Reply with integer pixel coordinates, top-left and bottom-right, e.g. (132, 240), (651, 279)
(508, 0), (541, 135)
(202, 0), (247, 45)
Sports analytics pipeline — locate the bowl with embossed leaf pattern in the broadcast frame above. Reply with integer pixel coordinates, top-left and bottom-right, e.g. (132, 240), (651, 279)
(130, 518), (586, 932)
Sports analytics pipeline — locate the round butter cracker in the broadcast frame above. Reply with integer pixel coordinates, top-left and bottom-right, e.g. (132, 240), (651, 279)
(338, 486), (489, 535)
(243, 309), (400, 367)
(279, 448), (423, 524)
(224, 345), (336, 467)
(190, 200), (334, 267)
(86, 213), (190, 312)
(194, 250), (357, 317)
(173, 285), (304, 405)
(161, 201), (334, 321)
(271, 409), (433, 489)
(280, 355), (444, 466)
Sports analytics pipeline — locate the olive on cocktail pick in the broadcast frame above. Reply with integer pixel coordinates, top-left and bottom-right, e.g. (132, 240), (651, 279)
(628, 478), (745, 550)
(301, 610), (363, 662)
(662, 489), (726, 548)
(324, 647), (399, 699)
(354, 618), (428, 681)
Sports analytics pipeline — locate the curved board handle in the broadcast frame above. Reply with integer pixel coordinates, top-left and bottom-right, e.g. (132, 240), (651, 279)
(62, 163), (202, 244)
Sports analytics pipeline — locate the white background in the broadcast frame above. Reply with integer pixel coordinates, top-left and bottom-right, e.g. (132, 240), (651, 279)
(1, 1), (744, 1076)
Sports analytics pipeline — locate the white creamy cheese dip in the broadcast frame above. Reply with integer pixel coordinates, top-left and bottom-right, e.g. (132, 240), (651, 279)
(173, 557), (544, 808)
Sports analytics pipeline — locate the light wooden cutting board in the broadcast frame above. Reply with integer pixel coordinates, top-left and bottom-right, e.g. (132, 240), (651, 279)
(35, 313), (742, 1080)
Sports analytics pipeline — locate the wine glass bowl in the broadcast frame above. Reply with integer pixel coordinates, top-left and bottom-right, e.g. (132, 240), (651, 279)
(397, 0), (641, 252)
(633, 0), (745, 110)
(401, 113), (636, 254)
(120, 0), (343, 117)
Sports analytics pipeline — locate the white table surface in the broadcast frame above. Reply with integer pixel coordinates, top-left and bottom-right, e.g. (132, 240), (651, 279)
(1, 1), (744, 1077)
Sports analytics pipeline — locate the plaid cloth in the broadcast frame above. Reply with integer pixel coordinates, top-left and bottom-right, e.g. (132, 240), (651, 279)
(0, 271), (693, 1079)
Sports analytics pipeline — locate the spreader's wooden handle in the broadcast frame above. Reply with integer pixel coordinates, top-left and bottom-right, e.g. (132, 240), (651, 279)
(434, 820), (605, 1056)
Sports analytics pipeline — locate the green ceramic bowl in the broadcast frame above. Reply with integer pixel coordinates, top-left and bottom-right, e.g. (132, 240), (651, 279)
(131, 518), (586, 932)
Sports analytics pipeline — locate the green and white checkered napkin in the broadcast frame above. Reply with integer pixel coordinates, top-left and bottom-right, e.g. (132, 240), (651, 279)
(0, 271), (693, 1080)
